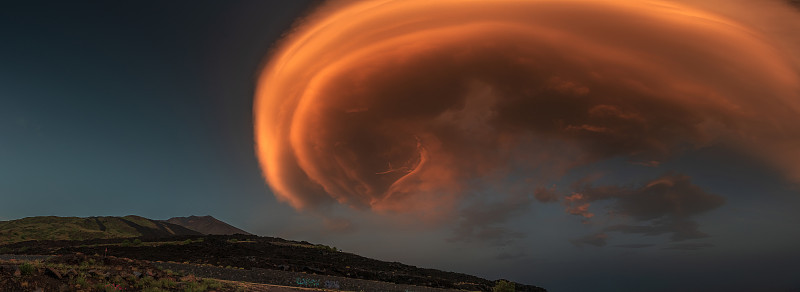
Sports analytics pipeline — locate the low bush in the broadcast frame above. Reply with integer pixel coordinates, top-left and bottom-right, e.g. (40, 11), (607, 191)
(183, 281), (208, 292)
(19, 262), (35, 275)
(201, 278), (223, 289)
(74, 276), (88, 287)
(158, 278), (177, 288)
(493, 280), (515, 292)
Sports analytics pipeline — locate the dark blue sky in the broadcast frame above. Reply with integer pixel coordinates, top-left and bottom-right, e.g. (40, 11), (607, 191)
(2, 1), (800, 292)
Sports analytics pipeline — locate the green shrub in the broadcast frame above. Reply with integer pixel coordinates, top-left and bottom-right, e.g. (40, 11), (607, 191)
(183, 281), (208, 292)
(133, 239), (143, 246)
(201, 278), (222, 289)
(121, 239), (132, 247)
(112, 275), (124, 283)
(493, 280), (515, 292)
(158, 278), (177, 288)
(19, 262), (35, 275)
(312, 244), (339, 252)
(74, 276), (88, 287)
(133, 276), (157, 288)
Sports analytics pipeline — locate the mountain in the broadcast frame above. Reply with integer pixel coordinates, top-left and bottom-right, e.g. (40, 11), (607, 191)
(0, 215), (201, 244)
(0, 216), (546, 291)
(2, 234), (547, 291)
(164, 215), (251, 235)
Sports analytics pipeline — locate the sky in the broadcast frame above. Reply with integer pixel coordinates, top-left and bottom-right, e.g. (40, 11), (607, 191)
(2, 1), (800, 291)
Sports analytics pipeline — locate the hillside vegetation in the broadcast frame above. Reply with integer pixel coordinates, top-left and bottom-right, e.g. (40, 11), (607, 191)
(0, 216), (200, 244)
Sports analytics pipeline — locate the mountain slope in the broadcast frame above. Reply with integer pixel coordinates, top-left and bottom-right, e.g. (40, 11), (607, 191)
(0, 215), (201, 244)
(33, 235), (546, 291)
(165, 215), (251, 235)
(0, 216), (547, 291)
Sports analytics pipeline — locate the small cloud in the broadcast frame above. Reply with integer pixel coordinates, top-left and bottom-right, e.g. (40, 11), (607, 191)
(571, 233), (607, 247)
(565, 203), (594, 219)
(533, 186), (560, 203)
(631, 160), (661, 167)
(563, 193), (594, 219)
(614, 244), (655, 249)
(663, 243), (715, 250)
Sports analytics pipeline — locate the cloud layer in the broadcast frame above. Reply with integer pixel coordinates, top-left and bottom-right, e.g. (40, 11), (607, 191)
(254, 0), (800, 235)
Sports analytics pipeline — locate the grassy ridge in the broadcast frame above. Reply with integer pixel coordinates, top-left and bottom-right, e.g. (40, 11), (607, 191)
(0, 216), (200, 245)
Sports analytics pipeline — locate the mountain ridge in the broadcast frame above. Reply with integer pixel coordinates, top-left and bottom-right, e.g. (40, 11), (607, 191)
(164, 215), (251, 235)
(0, 215), (201, 244)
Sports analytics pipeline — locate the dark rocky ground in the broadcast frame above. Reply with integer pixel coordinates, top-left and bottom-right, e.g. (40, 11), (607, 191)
(0, 254), (463, 292)
(0, 254), (240, 291)
(1, 234), (546, 292)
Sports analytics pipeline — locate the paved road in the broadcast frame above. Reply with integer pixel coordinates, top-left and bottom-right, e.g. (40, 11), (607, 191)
(156, 262), (469, 292)
(0, 254), (52, 262)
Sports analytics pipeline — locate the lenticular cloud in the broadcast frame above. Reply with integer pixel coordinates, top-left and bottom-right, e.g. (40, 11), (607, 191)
(254, 0), (800, 219)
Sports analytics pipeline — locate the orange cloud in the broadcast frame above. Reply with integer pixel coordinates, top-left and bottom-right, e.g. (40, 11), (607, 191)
(254, 0), (800, 222)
